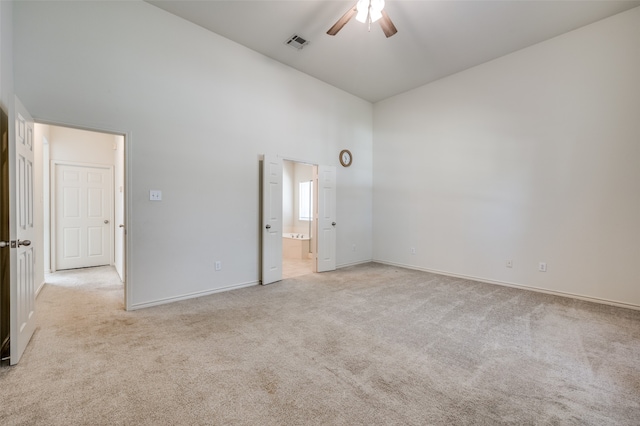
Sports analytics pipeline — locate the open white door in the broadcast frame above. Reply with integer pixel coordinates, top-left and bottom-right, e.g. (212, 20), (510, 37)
(316, 165), (336, 272)
(10, 97), (37, 364)
(261, 155), (282, 284)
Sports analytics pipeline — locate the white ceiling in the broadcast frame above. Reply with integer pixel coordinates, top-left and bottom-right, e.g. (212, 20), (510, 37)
(147, 1), (640, 103)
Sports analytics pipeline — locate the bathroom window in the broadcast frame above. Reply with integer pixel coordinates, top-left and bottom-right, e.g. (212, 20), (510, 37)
(299, 181), (313, 221)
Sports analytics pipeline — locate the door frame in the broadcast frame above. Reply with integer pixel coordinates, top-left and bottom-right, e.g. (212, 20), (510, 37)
(262, 154), (336, 282)
(50, 160), (115, 272)
(36, 120), (132, 310)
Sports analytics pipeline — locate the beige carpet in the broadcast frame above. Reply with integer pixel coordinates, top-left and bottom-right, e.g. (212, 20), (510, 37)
(1, 263), (639, 425)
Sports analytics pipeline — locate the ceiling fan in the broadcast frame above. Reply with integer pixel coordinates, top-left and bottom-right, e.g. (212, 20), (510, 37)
(327, 0), (398, 38)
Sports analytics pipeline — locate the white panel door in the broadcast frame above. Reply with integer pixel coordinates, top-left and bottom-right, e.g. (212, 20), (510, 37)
(10, 97), (36, 365)
(55, 164), (112, 270)
(317, 165), (336, 272)
(262, 155), (282, 284)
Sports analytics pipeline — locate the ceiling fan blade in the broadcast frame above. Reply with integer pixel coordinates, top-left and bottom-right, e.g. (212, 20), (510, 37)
(378, 10), (398, 38)
(327, 6), (357, 36)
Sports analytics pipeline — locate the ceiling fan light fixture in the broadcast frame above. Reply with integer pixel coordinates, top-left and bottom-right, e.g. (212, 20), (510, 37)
(326, 0), (396, 38)
(355, 0), (369, 23)
(370, 0), (385, 23)
(369, 9), (382, 23)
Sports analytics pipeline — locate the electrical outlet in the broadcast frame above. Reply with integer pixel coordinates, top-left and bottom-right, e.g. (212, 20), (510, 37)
(215, 261), (222, 271)
(352, 244), (356, 252)
(149, 190), (162, 201)
(411, 247), (416, 255)
(538, 262), (547, 272)
(506, 260), (513, 268)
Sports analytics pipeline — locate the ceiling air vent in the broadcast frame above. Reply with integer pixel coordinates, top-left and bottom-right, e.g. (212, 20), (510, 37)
(284, 34), (309, 50)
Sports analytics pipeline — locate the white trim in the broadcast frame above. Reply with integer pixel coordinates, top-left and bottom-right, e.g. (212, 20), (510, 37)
(129, 280), (259, 310)
(374, 260), (640, 311)
(336, 259), (372, 269)
(50, 159), (114, 168)
(123, 132), (132, 311)
(35, 281), (45, 297)
(279, 154), (317, 167)
(34, 119), (124, 137)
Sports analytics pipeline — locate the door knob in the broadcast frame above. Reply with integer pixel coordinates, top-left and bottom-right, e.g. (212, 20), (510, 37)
(332, 222), (336, 226)
(104, 220), (109, 224)
(119, 224), (125, 228)
(0, 240), (30, 248)
(265, 224), (271, 229)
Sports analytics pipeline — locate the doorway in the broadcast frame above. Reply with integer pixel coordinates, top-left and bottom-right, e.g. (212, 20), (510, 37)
(282, 160), (316, 279)
(36, 123), (126, 284)
(261, 155), (336, 284)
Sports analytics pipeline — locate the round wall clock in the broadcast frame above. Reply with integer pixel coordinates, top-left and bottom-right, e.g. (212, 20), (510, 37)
(339, 149), (352, 167)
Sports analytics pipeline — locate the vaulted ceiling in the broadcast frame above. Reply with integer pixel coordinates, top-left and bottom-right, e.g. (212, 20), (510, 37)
(147, 1), (640, 103)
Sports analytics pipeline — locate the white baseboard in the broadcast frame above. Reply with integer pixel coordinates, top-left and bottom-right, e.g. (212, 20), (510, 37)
(129, 261), (638, 312)
(374, 260), (640, 311)
(36, 281), (46, 298)
(128, 259), (371, 310)
(129, 280), (259, 311)
(336, 259), (373, 269)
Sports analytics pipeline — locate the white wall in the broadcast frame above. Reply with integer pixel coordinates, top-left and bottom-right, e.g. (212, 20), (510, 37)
(0, 0), (12, 113)
(13, 1), (374, 308)
(373, 7), (640, 307)
(49, 126), (117, 165)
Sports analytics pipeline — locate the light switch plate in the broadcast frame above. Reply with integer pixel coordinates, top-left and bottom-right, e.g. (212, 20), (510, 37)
(150, 190), (162, 201)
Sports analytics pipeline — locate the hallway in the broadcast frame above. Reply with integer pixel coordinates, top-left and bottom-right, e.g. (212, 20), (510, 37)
(44, 265), (124, 308)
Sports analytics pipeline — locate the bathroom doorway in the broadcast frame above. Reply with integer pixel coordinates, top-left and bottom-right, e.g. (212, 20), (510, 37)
(282, 160), (316, 279)
(261, 154), (335, 284)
